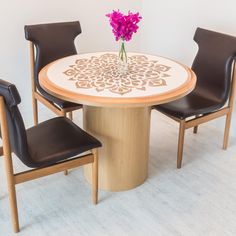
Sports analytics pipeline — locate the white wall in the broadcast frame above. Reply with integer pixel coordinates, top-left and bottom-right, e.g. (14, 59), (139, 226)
(140, 0), (236, 63)
(140, 0), (236, 136)
(0, 0), (141, 114)
(1, 1), (236, 136)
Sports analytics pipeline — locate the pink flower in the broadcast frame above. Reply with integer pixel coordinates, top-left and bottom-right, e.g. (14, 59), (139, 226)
(106, 10), (142, 41)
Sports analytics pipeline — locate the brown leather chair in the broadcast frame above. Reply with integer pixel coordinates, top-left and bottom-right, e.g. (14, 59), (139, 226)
(0, 79), (101, 233)
(24, 21), (82, 125)
(153, 28), (236, 168)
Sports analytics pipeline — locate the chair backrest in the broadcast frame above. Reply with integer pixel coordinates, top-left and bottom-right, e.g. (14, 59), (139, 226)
(192, 28), (236, 105)
(24, 21), (82, 89)
(0, 79), (34, 167)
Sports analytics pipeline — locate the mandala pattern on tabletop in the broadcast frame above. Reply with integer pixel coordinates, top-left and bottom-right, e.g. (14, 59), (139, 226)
(63, 53), (171, 95)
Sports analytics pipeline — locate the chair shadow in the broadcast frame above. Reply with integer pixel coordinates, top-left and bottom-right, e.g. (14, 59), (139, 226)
(149, 124), (229, 178)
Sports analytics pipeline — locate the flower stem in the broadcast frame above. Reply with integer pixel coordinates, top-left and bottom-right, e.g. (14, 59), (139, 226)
(119, 40), (127, 63)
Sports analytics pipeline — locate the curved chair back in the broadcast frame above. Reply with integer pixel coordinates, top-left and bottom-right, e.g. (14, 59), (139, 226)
(24, 21), (82, 89)
(192, 27), (236, 105)
(0, 79), (34, 166)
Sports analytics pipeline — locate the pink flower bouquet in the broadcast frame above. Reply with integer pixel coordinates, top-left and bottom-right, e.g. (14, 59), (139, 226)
(106, 10), (142, 73)
(106, 10), (142, 41)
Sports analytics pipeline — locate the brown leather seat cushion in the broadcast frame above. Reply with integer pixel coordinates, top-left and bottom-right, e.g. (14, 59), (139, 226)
(154, 27), (236, 120)
(26, 117), (101, 167)
(155, 90), (223, 119)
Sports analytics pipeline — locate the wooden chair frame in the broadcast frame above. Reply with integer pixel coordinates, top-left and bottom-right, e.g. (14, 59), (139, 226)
(29, 42), (81, 125)
(161, 61), (236, 169)
(0, 95), (98, 233)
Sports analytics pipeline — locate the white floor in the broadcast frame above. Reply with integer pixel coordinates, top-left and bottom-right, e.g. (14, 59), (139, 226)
(1, 109), (236, 236)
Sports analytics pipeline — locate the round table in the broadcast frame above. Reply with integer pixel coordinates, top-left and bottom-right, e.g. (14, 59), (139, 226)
(39, 52), (196, 191)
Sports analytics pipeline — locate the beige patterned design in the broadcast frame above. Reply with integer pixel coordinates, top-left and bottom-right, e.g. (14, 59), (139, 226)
(63, 53), (171, 95)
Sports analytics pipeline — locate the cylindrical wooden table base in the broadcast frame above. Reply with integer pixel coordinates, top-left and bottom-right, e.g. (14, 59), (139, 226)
(83, 106), (151, 191)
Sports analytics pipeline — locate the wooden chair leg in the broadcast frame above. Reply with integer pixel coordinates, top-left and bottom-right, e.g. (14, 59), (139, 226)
(223, 112), (233, 150)
(68, 111), (73, 120)
(193, 115), (199, 134)
(4, 153), (19, 233)
(32, 98), (38, 125)
(0, 146), (3, 156)
(61, 110), (69, 176)
(0, 96), (19, 232)
(92, 148), (98, 204)
(177, 120), (186, 169)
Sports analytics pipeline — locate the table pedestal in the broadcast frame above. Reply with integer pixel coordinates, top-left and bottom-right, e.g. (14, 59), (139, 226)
(83, 106), (151, 191)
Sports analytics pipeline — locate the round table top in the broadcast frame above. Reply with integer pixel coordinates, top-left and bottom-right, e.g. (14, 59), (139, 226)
(39, 52), (196, 107)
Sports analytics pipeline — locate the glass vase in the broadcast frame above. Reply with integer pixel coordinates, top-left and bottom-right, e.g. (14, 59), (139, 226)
(118, 40), (128, 75)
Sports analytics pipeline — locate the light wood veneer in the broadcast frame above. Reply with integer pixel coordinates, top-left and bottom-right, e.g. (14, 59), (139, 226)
(83, 106), (151, 191)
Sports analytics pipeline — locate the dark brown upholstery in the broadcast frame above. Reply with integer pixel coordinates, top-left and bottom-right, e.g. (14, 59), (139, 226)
(0, 79), (101, 232)
(24, 21), (82, 109)
(154, 27), (236, 119)
(0, 79), (101, 168)
(27, 117), (101, 167)
(153, 28), (236, 169)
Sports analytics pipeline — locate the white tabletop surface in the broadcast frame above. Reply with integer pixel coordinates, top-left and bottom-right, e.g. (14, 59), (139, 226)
(46, 52), (190, 99)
